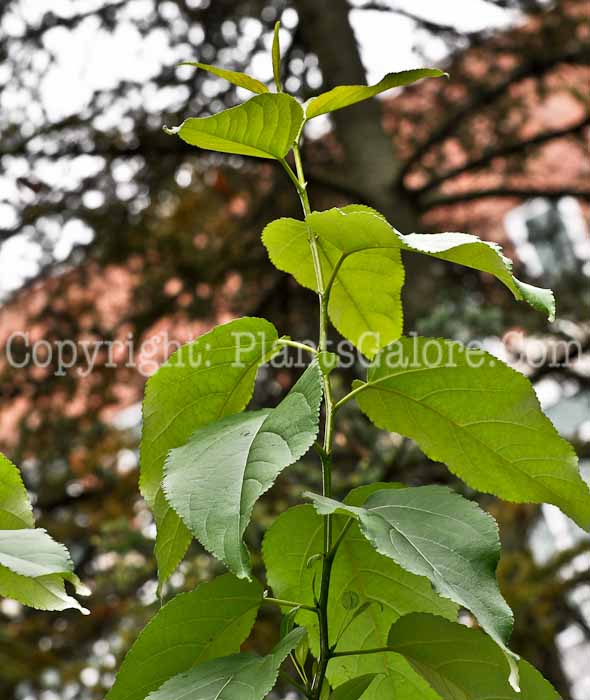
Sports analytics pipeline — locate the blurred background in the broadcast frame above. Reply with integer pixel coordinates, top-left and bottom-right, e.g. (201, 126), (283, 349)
(0, 0), (589, 698)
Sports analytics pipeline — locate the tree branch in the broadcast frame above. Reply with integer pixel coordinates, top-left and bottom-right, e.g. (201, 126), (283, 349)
(415, 117), (590, 195)
(398, 47), (590, 186)
(421, 186), (590, 210)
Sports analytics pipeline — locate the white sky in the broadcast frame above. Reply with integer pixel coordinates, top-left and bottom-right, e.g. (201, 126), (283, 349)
(0, 0), (520, 296)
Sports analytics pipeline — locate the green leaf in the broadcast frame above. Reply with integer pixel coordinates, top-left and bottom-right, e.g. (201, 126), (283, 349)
(310, 206), (555, 323)
(179, 61), (269, 94)
(146, 627), (306, 700)
(0, 529), (89, 613)
(272, 21), (282, 92)
(306, 69), (447, 119)
(139, 317), (279, 588)
(353, 336), (590, 529)
(164, 93), (303, 159)
(305, 486), (516, 671)
(262, 214), (404, 358)
(164, 362), (323, 578)
(0, 453), (34, 529)
(263, 491), (456, 700)
(330, 675), (378, 700)
(106, 574), (263, 700)
(387, 614), (560, 700)
(400, 231), (555, 321)
(263, 206), (554, 358)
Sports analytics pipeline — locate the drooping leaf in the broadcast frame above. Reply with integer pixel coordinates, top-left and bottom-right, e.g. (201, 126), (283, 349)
(272, 21), (282, 92)
(387, 614), (560, 700)
(164, 362), (323, 578)
(139, 317), (279, 588)
(263, 489), (456, 700)
(0, 452), (34, 529)
(262, 215), (404, 358)
(329, 674), (378, 700)
(146, 627), (306, 700)
(164, 92), (304, 159)
(352, 336), (590, 529)
(263, 206), (554, 358)
(310, 206), (555, 322)
(106, 574), (263, 700)
(306, 69), (447, 119)
(305, 485), (517, 673)
(0, 529), (89, 613)
(179, 61), (269, 94)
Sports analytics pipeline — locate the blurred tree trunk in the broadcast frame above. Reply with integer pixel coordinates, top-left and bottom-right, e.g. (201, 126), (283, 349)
(294, 0), (419, 231)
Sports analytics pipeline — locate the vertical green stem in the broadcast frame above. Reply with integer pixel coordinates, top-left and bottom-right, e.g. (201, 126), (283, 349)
(283, 144), (336, 699)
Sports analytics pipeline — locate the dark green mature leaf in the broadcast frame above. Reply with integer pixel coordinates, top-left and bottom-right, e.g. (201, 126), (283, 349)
(330, 675), (378, 700)
(164, 93), (303, 159)
(179, 62), (269, 94)
(0, 529), (89, 613)
(272, 21), (282, 92)
(306, 69), (447, 119)
(263, 490), (456, 700)
(146, 627), (306, 700)
(140, 317), (279, 588)
(262, 215), (404, 358)
(305, 486), (517, 674)
(106, 574), (263, 700)
(353, 337), (590, 529)
(0, 453), (34, 529)
(387, 614), (560, 700)
(164, 362), (322, 578)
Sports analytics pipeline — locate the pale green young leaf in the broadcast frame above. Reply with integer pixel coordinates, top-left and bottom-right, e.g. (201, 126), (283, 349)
(164, 362), (322, 578)
(0, 452), (34, 529)
(140, 317), (279, 588)
(0, 529), (89, 613)
(106, 574), (263, 700)
(146, 627), (306, 700)
(352, 337), (590, 529)
(306, 69), (447, 119)
(164, 93), (303, 159)
(305, 485), (517, 675)
(262, 215), (404, 358)
(272, 21), (282, 92)
(387, 614), (560, 700)
(179, 61), (269, 94)
(263, 491), (456, 700)
(329, 674), (378, 700)
(310, 206), (555, 321)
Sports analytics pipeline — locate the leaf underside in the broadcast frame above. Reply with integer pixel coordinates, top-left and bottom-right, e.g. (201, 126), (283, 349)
(263, 489), (456, 700)
(146, 627), (306, 700)
(306, 485), (516, 667)
(139, 317), (279, 587)
(163, 361), (323, 578)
